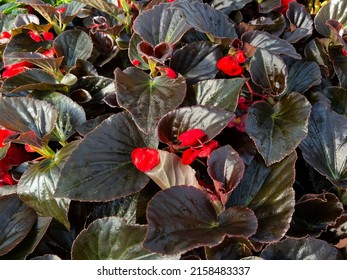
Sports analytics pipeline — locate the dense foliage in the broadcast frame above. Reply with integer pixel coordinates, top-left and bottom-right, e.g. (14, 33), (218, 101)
(0, 0), (346, 260)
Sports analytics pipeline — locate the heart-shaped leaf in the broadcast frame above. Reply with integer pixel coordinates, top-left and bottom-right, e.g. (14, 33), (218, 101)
(260, 237), (343, 260)
(128, 33), (149, 70)
(207, 145), (245, 205)
(0, 194), (37, 256)
(71, 217), (175, 260)
(55, 112), (154, 201)
(133, 2), (190, 46)
(246, 93), (311, 165)
(137, 41), (173, 64)
(242, 30), (301, 59)
(205, 236), (254, 260)
(115, 67), (186, 135)
(40, 93), (86, 142)
(193, 78), (247, 112)
(170, 41), (221, 85)
(0, 96), (57, 147)
(323, 86), (347, 116)
(145, 150), (200, 190)
(287, 192), (344, 238)
(228, 152), (297, 243)
(172, 0), (238, 41)
(283, 2), (313, 43)
(158, 105), (233, 148)
(144, 186), (257, 255)
(1, 69), (63, 93)
(250, 48), (287, 95)
(0, 217), (51, 260)
(54, 30), (93, 67)
(20, 0), (57, 23)
(329, 45), (347, 88)
(17, 141), (80, 229)
(314, 0), (347, 38)
(242, 13), (286, 37)
(284, 59), (321, 94)
(299, 102), (347, 188)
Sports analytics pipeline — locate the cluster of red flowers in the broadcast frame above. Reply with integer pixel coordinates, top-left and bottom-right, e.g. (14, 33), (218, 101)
(178, 129), (218, 165)
(217, 50), (246, 77)
(131, 128), (219, 173)
(1, 30), (56, 78)
(0, 128), (32, 186)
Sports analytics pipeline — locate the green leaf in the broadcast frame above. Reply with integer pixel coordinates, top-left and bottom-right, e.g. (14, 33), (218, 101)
(0, 96), (58, 147)
(55, 112), (153, 201)
(157, 105), (233, 148)
(0, 194), (37, 256)
(0, 217), (52, 260)
(53, 30), (93, 67)
(115, 67), (186, 135)
(1, 69), (63, 93)
(17, 141), (80, 229)
(242, 30), (301, 59)
(144, 186), (257, 255)
(228, 152), (297, 243)
(314, 0), (347, 38)
(133, 2), (190, 46)
(170, 41), (221, 85)
(329, 45), (347, 88)
(323, 86), (347, 116)
(71, 217), (175, 260)
(282, 2), (313, 43)
(172, 0), (238, 41)
(250, 48), (287, 95)
(246, 93), (311, 165)
(287, 192), (344, 238)
(207, 145), (245, 205)
(145, 150), (200, 190)
(261, 237), (343, 260)
(40, 93), (86, 142)
(76, 0), (122, 18)
(284, 59), (321, 94)
(299, 102), (347, 188)
(193, 78), (247, 112)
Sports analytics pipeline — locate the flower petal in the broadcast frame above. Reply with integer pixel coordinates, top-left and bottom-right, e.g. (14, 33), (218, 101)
(131, 147), (160, 172)
(178, 129), (206, 147)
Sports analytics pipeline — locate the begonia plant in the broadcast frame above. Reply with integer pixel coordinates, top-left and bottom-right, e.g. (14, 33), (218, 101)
(0, 0), (346, 260)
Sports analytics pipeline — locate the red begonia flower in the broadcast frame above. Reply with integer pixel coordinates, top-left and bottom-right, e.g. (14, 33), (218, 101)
(2, 61), (34, 78)
(132, 59), (141, 66)
(181, 147), (201, 165)
(0, 128), (16, 148)
(279, 0), (296, 14)
(43, 31), (54, 41)
(131, 147), (160, 172)
(342, 48), (347, 57)
(56, 7), (67, 14)
(238, 96), (250, 111)
(0, 172), (15, 186)
(178, 129), (206, 147)
(28, 30), (42, 42)
(227, 114), (247, 133)
(0, 31), (11, 39)
(164, 67), (177, 79)
(235, 50), (246, 63)
(43, 48), (56, 58)
(217, 55), (244, 76)
(198, 140), (219, 158)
